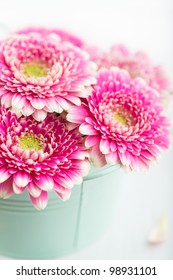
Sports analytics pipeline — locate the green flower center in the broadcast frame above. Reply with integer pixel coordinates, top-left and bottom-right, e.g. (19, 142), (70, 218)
(114, 113), (128, 126)
(19, 134), (43, 151)
(22, 62), (48, 78)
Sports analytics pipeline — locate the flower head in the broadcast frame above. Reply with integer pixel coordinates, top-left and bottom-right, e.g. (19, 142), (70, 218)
(67, 68), (170, 170)
(0, 106), (89, 209)
(92, 44), (170, 95)
(0, 32), (96, 121)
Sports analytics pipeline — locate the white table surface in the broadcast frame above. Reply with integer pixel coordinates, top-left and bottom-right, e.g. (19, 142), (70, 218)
(0, 0), (172, 260)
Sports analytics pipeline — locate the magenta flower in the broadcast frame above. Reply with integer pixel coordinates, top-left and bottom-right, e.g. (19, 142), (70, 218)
(0, 32), (96, 121)
(0, 107), (89, 209)
(67, 68), (170, 170)
(92, 44), (170, 95)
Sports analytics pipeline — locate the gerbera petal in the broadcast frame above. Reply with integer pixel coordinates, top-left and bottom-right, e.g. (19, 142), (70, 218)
(21, 102), (35, 116)
(34, 175), (54, 191)
(68, 149), (87, 160)
(32, 109), (47, 121)
(0, 177), (14, 199)
(55, 97), (70, 111)
(118, 151), (131, 167)
(1, 93), (12, 108)
(73, 103), (89, 114)
(64, 170), (83, 185)
(65, 95), (81, 106)
(30, 98), (46, 110)
(67, 113), (86, 124)
(55, 185), (71, 201)
(89, 144), (107, 167)
(13, 171), (31, 187)
(0, 167), (11, 183)
(12, 94), (26, 109)
(100, 138), (110, 154)
(79, 123), (98, 135)
(13, 182), (26, 194)
(71, 173), (83, 185)
(105, 152), (119, 165)
(30, 191), (48, 210)
(27, 181), (42, 198)
(78, 160), (91, 177)
(110, 141), (117, 152)
(54, 175), (74, 189)
(85, 135), (100, 148)
(45, 98), (63, 113)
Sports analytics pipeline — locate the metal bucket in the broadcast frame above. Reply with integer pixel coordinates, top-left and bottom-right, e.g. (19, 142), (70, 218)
(0, 165), (121, 259)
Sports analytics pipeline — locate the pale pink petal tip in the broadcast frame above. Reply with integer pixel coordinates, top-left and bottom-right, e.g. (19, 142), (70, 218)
(0, 177), (14, 199)
(28, 182), (42, 198)
(34, 175), (54, 191)
(56, 187), (71, 201)
(89, 144), (107, 168)
(13, 182), (26, 194)
(30, 191), (48, 210)
(0, 168), (11, 184)
(148, 214), (168, 245)
(14, 171), (31, 187)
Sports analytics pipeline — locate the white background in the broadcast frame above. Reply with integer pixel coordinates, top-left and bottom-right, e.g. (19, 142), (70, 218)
(0, 0), (173, 260)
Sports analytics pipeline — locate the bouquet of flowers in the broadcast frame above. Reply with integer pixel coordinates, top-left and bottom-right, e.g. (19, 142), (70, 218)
(0, 27), (171, 210)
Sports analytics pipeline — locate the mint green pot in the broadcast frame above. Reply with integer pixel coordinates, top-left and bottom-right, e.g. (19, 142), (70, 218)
(0, 165), (121, 259)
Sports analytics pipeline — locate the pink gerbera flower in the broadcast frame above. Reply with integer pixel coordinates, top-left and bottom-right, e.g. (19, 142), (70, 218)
(92, 44), (170, 95)
(67, 67), (170, 170)
(0, 106), (89, 209)
(0, 32), (96, 121)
